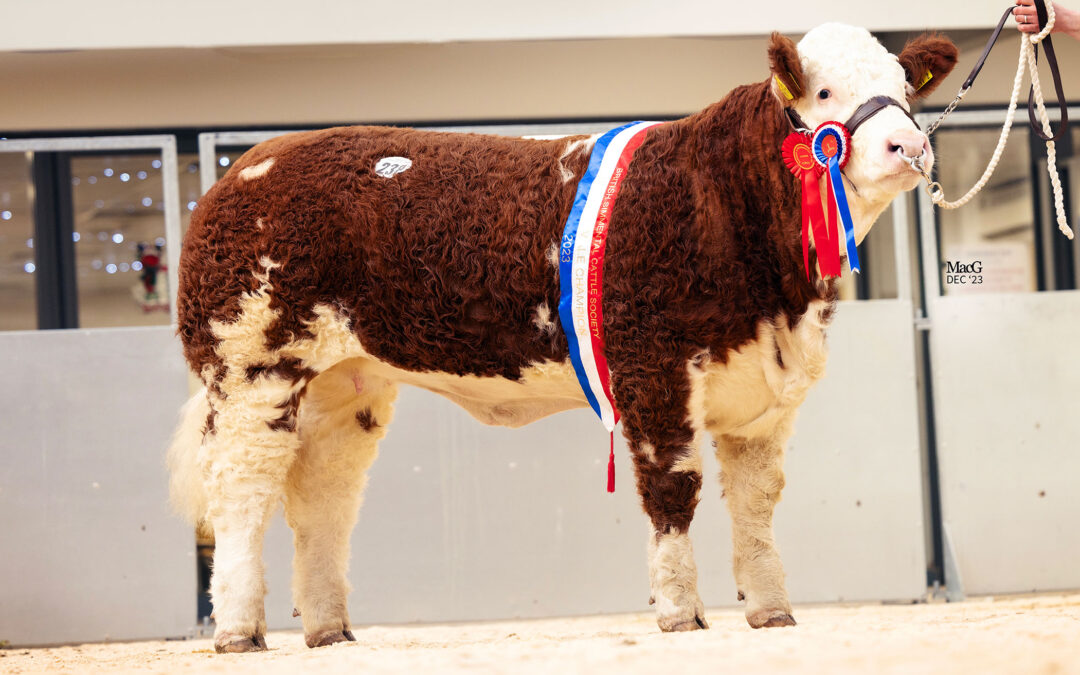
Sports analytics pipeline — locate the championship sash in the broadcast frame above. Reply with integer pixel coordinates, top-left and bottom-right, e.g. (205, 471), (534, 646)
(558, 121), (660, 491)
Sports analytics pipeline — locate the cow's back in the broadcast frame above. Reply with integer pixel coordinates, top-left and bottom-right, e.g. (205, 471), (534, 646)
(178, 125), (590, 382)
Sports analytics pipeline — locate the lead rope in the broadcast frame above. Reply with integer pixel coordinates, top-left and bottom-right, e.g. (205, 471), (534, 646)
(1026, 7), (1072, 238)
(913, 1), (1073, 239)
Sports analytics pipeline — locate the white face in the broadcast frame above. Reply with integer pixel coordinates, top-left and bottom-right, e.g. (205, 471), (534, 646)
(792, 24), (931, 238)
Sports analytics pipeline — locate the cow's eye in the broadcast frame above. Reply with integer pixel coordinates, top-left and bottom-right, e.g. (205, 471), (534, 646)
(818, 89), (832, 101)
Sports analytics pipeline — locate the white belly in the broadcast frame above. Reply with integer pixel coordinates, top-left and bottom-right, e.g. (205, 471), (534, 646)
(363, 357), (588, 428)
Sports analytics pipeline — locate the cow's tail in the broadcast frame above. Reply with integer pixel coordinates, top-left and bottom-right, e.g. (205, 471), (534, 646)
(166, 387), (211, 537)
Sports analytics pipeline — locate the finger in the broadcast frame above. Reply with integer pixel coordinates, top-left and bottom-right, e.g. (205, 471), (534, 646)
(1012, 7), (1038, 27)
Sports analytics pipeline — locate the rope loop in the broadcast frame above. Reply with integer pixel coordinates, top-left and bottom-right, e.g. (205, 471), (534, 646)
(925, 0), (1072, 239)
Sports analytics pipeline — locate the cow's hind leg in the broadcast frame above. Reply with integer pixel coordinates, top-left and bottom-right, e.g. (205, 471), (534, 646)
(714, 417), (796, 628)
(616, 361), (708, 632)
(285, 359), (396, 648)
(202, 367), (309, 653)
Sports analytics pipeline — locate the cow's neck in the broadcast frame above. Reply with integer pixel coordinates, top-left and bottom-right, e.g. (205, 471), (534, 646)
(682, 80), (829, 316)
(837, 183), (894, 249)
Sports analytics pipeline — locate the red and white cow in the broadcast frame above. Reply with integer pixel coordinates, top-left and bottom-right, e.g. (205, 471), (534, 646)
(168, 24), (957, 652)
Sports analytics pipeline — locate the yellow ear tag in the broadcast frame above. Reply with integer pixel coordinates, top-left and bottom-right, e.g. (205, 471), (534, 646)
(916, 69), (933, 90)
(775, 75), (795, 101)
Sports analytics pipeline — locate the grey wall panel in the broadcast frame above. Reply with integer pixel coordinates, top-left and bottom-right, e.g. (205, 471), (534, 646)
(929, 292), (1080, 595)
(776, 299), (927, 603)
(0, 327), (195, 646)
(260, 299), (927, 629)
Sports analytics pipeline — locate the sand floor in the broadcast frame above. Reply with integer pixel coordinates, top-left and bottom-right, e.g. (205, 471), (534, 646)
(4, 593), (1079, 674)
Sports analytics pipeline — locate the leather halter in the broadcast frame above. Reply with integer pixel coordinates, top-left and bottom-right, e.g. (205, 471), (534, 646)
(784, 95), (920, 135)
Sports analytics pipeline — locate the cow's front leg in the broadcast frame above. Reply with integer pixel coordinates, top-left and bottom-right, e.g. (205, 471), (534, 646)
(616, 363), (708, 632)
(714, 418), (796, 628)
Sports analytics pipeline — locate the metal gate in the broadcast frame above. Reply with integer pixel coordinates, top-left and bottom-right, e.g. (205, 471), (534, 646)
(915, 106), (1080, 599)
(0, 136), (194, 646)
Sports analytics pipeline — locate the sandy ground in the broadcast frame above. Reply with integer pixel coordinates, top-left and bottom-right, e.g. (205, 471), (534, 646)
(4, 594), (1079, 674)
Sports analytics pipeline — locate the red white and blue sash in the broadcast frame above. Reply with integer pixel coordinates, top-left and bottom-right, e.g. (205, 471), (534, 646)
(558, 121), (660, 489)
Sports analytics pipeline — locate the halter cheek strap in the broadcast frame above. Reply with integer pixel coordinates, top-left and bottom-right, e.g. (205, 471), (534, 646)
(784, 95), (918, 135)
(846, 96), (920, 134)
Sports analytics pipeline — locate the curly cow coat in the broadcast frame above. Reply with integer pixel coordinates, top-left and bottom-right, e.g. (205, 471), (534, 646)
(170, 24), (958, 653)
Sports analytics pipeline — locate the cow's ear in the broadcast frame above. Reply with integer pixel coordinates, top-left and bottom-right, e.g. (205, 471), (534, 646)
(768, 32), (806, 105)
(898, 33), (959, 100)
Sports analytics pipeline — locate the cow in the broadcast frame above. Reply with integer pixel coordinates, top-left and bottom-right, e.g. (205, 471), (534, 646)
(167, 23), (958, 652)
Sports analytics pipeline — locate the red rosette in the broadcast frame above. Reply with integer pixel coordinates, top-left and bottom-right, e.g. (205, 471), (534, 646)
(782, 132), (821, 179)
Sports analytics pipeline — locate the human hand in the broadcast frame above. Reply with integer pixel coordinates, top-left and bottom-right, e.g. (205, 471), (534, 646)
(1013, 0), (1080, 39)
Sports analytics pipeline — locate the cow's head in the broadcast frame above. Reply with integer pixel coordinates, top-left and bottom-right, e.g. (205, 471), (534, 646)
(769, 24), (958, 241)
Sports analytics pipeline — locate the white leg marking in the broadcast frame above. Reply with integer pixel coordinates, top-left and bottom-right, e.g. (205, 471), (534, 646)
(648, 527), (707, 631)
(240, 158), (276, 181)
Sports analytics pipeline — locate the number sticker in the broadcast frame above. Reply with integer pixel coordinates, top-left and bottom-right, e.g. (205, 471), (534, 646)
(374, 156), (412, 178)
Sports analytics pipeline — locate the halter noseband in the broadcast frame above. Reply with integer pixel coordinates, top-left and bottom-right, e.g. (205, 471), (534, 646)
(784, 95), (920, 135)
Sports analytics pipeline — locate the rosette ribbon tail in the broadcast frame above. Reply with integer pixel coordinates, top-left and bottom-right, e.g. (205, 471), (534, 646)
(800, 173), (813, 280)
(805, 172), (841, 278)
(826, 173), (840, 272)
(826, 156), (860, 273)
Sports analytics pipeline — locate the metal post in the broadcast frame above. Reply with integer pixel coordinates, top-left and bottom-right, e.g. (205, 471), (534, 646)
(892, 193), (913, 304)
(915, 113), (943, 311)
(160, 137), (182, 327)
(197, 132), (218, 196)
(31, 152), (78, 329)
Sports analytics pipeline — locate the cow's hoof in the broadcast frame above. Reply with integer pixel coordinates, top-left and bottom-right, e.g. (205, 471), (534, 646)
(747, 609), (797, 629)
(306, 628), (357, 648)
(659, 614), (709, 632)
(215, 632), (268, 653)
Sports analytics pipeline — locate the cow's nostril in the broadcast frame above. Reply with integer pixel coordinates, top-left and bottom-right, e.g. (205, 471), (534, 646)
(889, 144), (902, 154)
